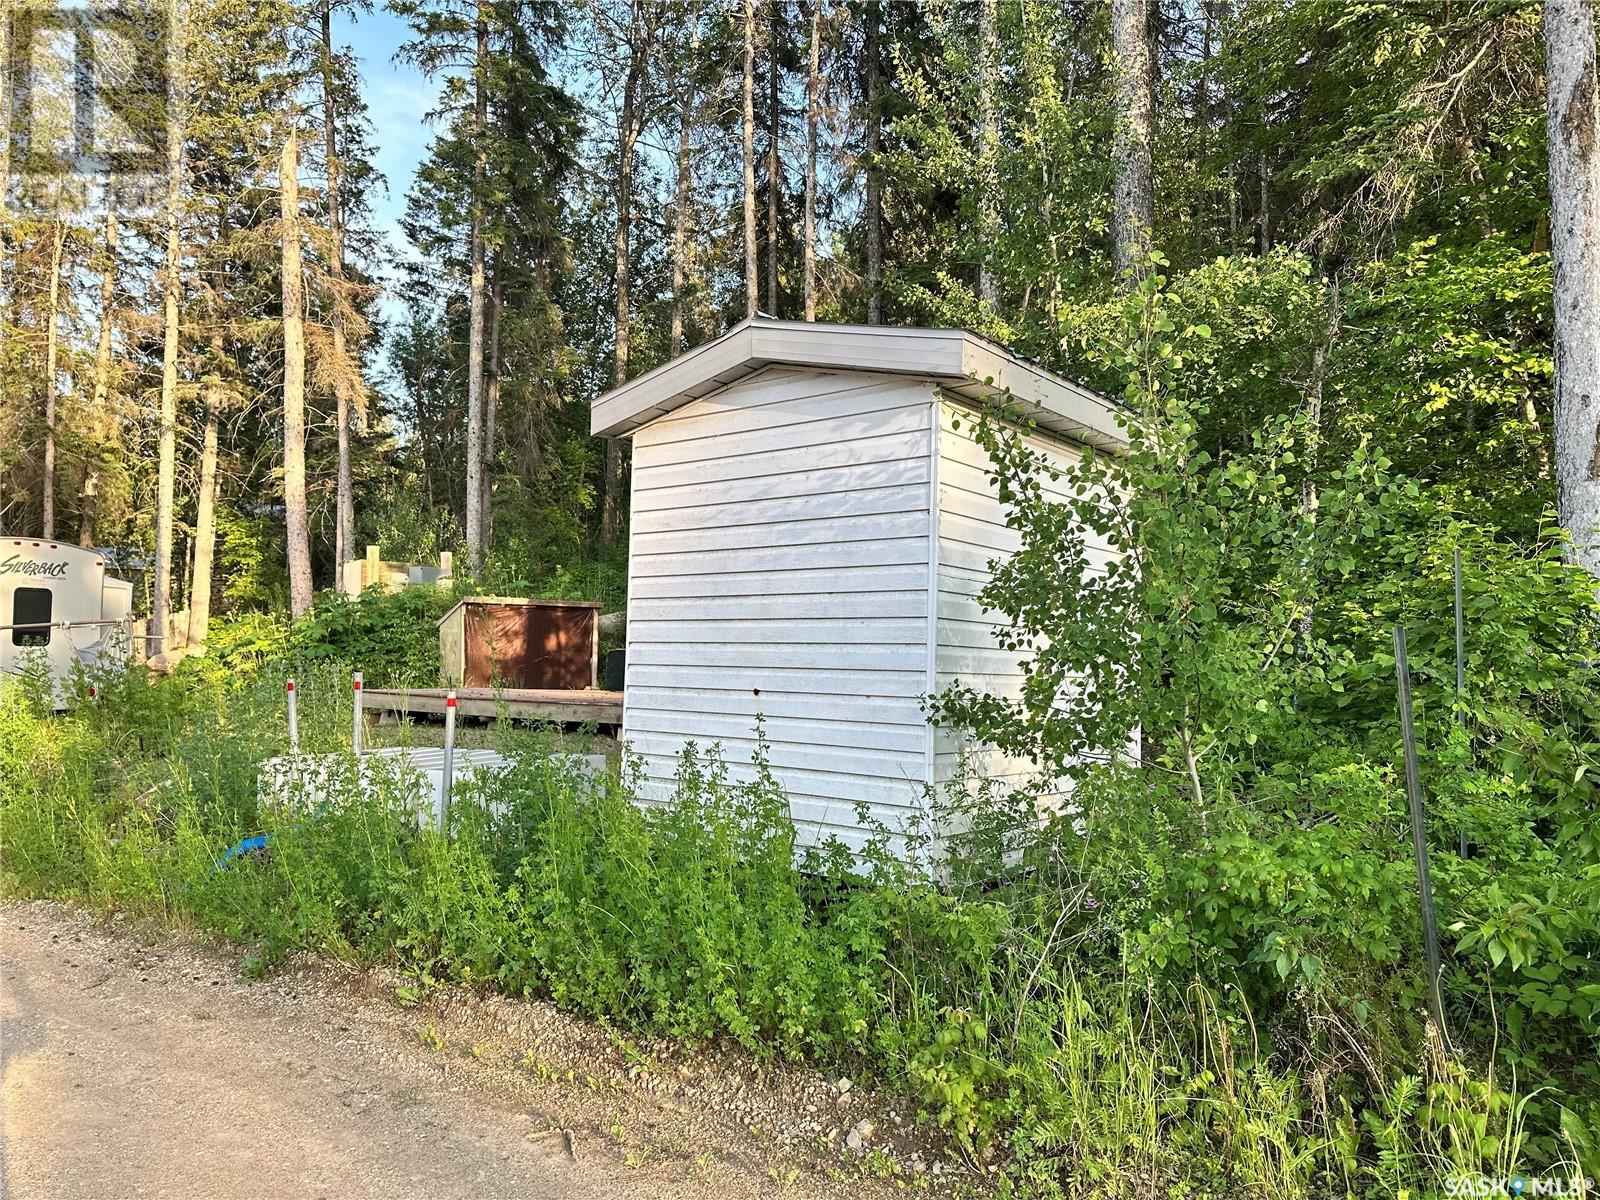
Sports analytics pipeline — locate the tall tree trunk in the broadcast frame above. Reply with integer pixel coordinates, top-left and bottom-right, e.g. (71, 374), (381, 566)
(482, 255), (503, 553)
(1545, 0), (1600, 579)
(1110, 0), (1153, 284)
(602, 28), (645, 546)
(864, 1), (882, 324)
(41, 209), (64, 539)
(82, 203), (118, 549)
(743, 0), (758, 317)
(803, 0), (820, 321)
(0, 2), (11, 429)
(322, 0), (357, 575)
(89, 209), (117, 408)
(78, 480), (96, 548)
(527, 255), (553, 480)
(1259, 155), (1271, 253)
(670, 21), (698, 353)
(1198, 0), (1211, 159)
(464, 4), (488, 573)
(152, 0), (185, 655)
(179, 531), (192, 621)
(190, 198), (231, 642)
(1298, 283), (1341, 648)
(414, 353), (434, 511)
(280, 118), (314, 618)
(1045, 161), (1062, 335)
(187, 333), (222, 649)
(976, 0), (999, 310)
(766, 0), (780, 316)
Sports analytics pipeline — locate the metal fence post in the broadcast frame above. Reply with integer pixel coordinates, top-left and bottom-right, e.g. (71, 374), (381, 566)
(286, 678), (299, 754)
(439, 690), (457, 831)
(352, 671), (364, 756)
(1453, 548), (1468, 857)
(1394, 626), (1447, 1040)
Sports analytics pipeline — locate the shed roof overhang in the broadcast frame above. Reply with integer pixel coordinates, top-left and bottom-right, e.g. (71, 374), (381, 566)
(589, 319), (1128, 451)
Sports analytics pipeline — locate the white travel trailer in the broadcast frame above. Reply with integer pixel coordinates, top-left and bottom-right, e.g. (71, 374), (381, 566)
(0, 537), (135, 704)
(591, 318), (1129, 860)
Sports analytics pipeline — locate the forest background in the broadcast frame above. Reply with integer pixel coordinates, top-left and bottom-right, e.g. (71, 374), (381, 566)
(3, 0), (1588, 629)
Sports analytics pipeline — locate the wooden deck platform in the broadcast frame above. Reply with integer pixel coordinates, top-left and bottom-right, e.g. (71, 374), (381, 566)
(362, 686), (623, 727)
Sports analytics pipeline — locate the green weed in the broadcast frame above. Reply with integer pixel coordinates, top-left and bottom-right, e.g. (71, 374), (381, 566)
(2, 665), (1593, 1197)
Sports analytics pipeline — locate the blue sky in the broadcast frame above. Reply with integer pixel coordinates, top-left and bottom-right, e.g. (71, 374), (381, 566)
(331, 5), (438, 301)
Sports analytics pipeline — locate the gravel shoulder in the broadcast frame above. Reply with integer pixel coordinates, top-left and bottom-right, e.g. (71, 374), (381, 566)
(1, 900), (960, 1200)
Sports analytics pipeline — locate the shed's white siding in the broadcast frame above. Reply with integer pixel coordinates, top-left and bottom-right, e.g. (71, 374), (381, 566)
(931, 400), (1122, 808)
(623, 367), (941, 853)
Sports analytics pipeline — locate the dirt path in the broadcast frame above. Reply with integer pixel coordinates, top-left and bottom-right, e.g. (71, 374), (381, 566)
(1, 901), (950, 1200)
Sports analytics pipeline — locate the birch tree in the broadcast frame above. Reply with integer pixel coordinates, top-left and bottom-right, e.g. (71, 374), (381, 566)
(1544, 0), (1600, 579)
(464, 2), (489, 573)
(863, 2), (882, 324)
(765, 0), (781, 316)
(395, 0), (577, 552)
(1110, 0), (1152, 284)
(482, 255), (502, 547)
(151, 0), (186, 655)
(81, 203), (119, 549)
(743, 0), (758, 317)
(280, 115), (314, 617)
(669, 5), (702, 353)
(803, 0), (820, 321)
(320, 0), (360, 573)
(0, 4), (11, 431)
(40, 203), (63, 539)
(394, 0), (501, 562)
(976, 0), (999, 310)
(187, 329), (224, 647)
(188, 195), (235, 649)
(596, 0), (663, 545)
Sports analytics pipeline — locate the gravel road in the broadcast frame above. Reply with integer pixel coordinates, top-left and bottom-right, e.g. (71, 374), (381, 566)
(1, 901), (940, 1200)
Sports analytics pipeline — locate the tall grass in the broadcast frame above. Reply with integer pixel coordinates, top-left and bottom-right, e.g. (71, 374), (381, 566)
(1, 668), (1584, 1198)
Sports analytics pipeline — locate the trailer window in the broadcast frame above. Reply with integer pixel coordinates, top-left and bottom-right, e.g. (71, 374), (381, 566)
(11, 587), (51, 646)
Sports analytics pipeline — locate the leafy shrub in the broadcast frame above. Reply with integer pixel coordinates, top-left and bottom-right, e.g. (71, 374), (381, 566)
(197, 586), (452, 687)
(6, 662), (1593, 1195)
(289, 587), (453, 685)
(929, 259), (1600, 1181)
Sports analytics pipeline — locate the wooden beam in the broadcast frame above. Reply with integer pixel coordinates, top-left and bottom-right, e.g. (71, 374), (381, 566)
(362, 687), (623, 727)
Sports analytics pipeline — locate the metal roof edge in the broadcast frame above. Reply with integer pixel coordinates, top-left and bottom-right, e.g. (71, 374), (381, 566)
(589, 319), (1127, 448)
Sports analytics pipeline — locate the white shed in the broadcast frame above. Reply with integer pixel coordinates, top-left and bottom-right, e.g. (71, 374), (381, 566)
(0, 536), (135, 705)
(592, 320), (1128, 857)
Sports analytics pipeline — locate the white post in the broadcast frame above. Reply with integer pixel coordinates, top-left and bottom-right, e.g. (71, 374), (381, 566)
(439, 689), (457, 830)
(352, 671), (364, 756)
(286, 678), (299, 754)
